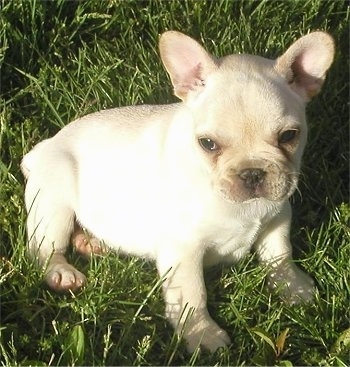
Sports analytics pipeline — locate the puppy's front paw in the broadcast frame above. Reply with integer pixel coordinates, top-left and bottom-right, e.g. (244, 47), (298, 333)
(45, 263), (86, 292)
(268, 263), (315, 304)
(180, 312), (231, 353)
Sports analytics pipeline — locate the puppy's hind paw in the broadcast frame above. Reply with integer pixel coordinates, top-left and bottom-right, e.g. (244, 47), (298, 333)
(45, 263), (86, 292)
(71, 225), (107, 257)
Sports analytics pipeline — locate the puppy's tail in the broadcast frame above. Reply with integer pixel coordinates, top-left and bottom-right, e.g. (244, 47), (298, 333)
(21, 139), (50, 179)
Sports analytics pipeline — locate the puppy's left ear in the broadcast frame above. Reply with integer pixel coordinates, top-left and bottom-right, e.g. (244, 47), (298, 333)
(159, 31), (218, 101)
(275, 32), (335, 101)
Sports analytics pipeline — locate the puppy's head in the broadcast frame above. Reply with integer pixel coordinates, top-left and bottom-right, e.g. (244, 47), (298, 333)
(159, 31), (334, 203)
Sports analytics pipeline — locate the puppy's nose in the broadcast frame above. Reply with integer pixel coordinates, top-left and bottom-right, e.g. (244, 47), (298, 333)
(238, 168), (266, 189)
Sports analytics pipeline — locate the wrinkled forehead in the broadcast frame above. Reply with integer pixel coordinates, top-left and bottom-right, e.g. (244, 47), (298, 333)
(194, 54), (305, 131)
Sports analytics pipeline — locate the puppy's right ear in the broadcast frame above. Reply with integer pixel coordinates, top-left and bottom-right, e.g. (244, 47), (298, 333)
(159, 31), (218, 101)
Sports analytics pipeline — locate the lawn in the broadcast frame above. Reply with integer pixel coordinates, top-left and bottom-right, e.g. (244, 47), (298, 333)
(0, 0), (349, 365)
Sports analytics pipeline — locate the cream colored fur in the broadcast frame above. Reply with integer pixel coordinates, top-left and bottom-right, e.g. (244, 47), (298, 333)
(22, 30), (334, 352)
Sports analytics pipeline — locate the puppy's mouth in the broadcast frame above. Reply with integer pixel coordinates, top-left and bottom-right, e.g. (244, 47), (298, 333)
(216, 166), (298, 203)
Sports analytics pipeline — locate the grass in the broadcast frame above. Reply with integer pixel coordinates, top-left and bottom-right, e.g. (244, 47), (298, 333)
(0, 0), (349, 365)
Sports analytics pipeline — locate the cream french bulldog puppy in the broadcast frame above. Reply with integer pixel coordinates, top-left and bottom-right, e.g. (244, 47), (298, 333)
(22, 30), (334, 352)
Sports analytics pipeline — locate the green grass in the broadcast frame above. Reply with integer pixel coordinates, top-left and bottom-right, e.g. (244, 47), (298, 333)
(1, 0), (349, 365)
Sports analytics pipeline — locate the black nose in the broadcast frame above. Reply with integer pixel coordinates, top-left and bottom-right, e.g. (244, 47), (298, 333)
(238, 168), (266, 189)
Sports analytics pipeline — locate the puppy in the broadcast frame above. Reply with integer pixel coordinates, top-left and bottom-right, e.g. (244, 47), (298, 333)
(22, 30), (334, 352)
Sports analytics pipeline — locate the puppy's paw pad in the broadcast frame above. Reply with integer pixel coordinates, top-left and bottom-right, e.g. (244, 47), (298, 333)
(46, 264), (86, 292)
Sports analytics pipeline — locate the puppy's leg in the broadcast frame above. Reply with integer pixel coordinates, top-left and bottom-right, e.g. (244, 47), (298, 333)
(25, 178), (86, 292)
(71, 223), (107, 257)
(157, 246), (230, 353)
(255, 202), (314, 303)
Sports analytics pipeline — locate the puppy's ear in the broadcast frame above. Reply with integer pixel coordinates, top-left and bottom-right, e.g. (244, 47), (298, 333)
(159, 31), (218, 101)
(275, 32), (335, 101)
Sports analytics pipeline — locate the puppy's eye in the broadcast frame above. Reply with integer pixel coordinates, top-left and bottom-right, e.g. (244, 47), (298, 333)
(279, 129), (298, 144)
(198, 138), (220, 152)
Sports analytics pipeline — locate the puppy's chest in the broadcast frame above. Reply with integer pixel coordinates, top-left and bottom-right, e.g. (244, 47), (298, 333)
(210, 219), (262, 255)
(205, 205), (275, 260)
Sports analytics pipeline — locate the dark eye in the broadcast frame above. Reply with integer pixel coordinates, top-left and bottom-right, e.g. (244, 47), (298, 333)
(279, 129), (298, 144)
(198, 137), (220, 152)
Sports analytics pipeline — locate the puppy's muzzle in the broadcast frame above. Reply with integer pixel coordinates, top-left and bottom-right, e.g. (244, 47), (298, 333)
(216, 161), (298, 203)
